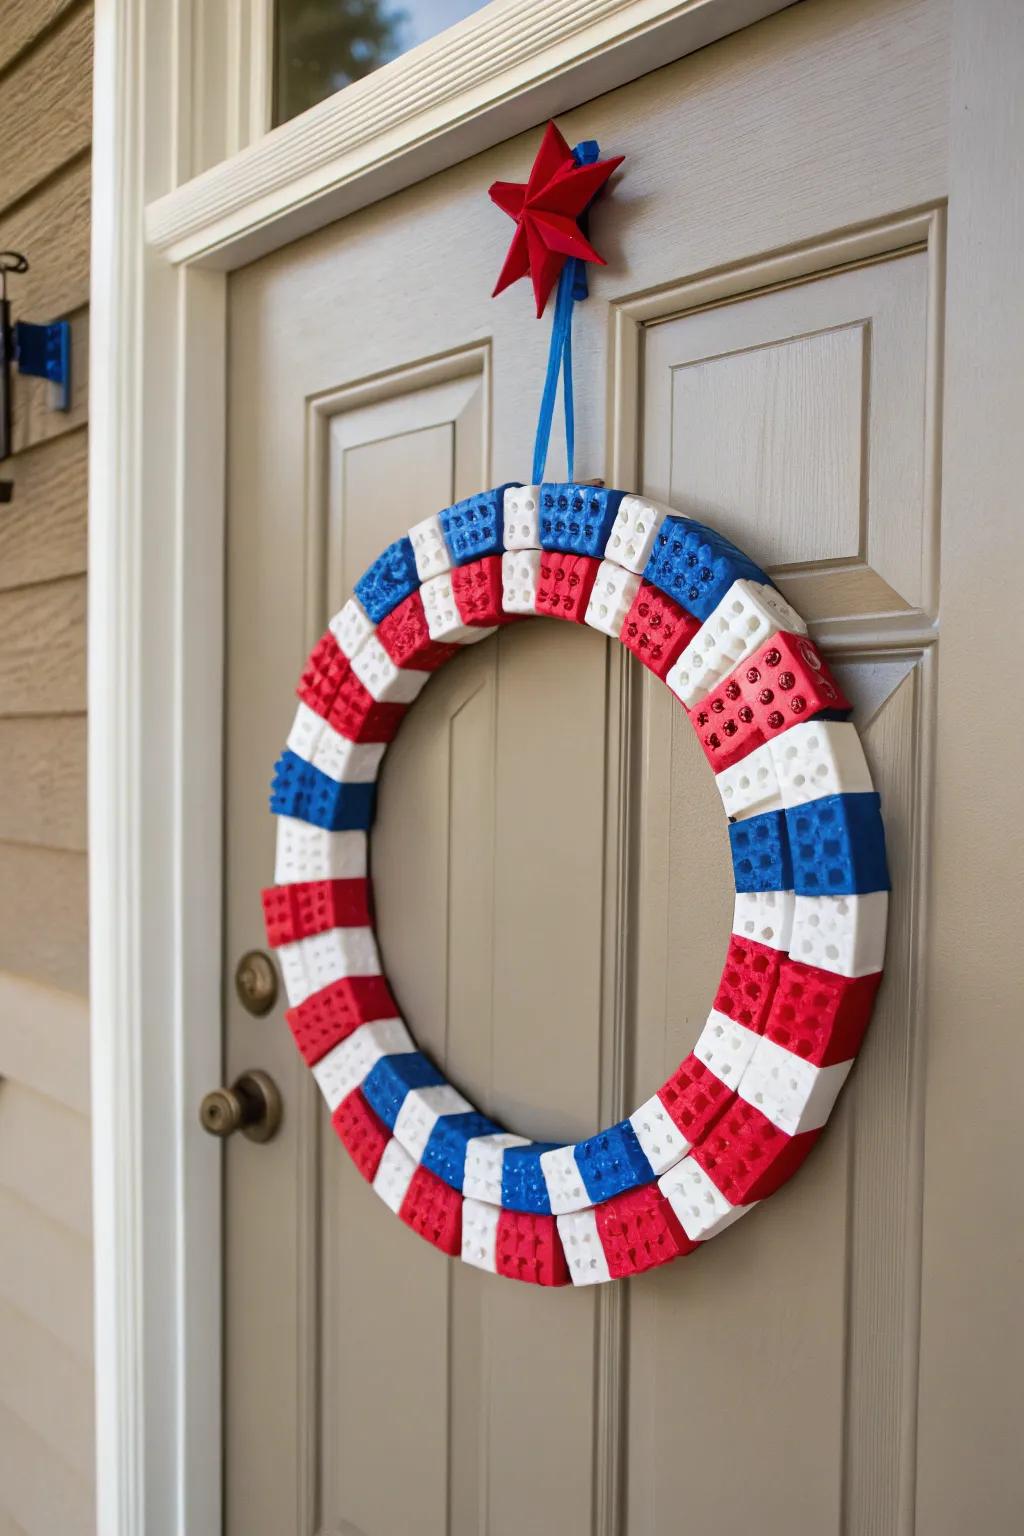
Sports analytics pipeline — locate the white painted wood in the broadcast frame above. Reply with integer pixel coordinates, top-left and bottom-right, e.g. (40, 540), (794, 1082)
(146, 0), (799, 268)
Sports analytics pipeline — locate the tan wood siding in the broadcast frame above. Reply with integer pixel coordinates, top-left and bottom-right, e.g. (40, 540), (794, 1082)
(0, 4), (94, 1531)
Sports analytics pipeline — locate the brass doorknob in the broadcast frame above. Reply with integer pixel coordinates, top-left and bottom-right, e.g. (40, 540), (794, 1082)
(199, 1069), (282, 1143)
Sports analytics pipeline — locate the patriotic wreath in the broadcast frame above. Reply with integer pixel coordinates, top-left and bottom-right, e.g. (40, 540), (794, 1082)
(263, 482), (888, 1287)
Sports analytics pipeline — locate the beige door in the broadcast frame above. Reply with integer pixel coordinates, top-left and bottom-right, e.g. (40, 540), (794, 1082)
(224, 1), (954, 1531)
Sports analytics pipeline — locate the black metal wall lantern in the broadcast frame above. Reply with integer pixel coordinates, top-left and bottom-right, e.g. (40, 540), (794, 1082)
(0, 250), (72, 502)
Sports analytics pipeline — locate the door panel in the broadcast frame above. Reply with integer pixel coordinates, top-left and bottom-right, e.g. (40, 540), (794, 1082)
(225, 1), (950, 1531)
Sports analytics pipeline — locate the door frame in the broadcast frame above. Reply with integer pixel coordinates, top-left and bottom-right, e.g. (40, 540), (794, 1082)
(88, 1), (1023, 1532)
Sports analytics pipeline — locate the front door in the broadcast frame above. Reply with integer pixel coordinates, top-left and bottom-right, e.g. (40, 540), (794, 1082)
(224, 1), (951, 1530)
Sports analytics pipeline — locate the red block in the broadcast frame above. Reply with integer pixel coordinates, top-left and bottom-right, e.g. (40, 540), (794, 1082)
(452, 556), (509, 628)
(297, 630), (407, 742)
(693, 1099), (821, 1204)
(621, 582), (700, 679)
(689, 633), (849, 771)
(377, 591), (458, 671)
(713, 935), (782, 1032)
(495, 1210), (570, 1286)
(595, 1183), (699, 1278)
(399, 1166), (463, 1256)
(764, 959), (881, 1067)
(286, 975), (400, 1065)
(332, 1088), (389, 1182)
(535, 553), (599, 623)
(657, 1054), (733, 1147)
(262, 878), (372, 947)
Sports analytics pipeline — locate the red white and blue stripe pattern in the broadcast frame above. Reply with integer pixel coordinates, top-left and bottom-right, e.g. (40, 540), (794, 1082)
(264, 484), (888, 1286)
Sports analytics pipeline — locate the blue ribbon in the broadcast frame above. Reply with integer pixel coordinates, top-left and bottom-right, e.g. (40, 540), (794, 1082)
(531, 139), (601, 485)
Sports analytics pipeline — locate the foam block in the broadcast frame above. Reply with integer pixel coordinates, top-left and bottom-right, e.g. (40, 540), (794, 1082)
(692, 1099), (820, 1205)
(332, 1088), (390, 1181)
(595, 1184), (698, 1278)
(278, 926), (381, 1006)
(574, 1120), (655, 1204)
(262, 877), (372, 946)
(621, 582), (700, 679)
(692, 1009), (763, 1090)
(420, 571), (496, 644)
(729, 810), (793, 893)
(714, 743), (783, 821)
(666, 579), (808, 707)
(500, 1142), (558, 1214)
(602, 493), (669, 574)
(409, 512), (452, 581)
(657, 1054), (733, 1149)
(286, 975), (400, 1065)
(354, 537), (420, 623)
(287, 703), (387, 783)
(786, 792), (890, 895)
(737, 1035), (852, 1136)
(461, 1196), (501, 1273)
(373, 1137), (418, 1214)
(789, 891), (888, 977)
(312, 1018), (414, 1113)
(495, 1210), (569, 1286)
(535, 552), (599, 623)
(643, 517), (769, 622)
(350, 635), (432, 704)
(270, 751), (376, 830)
(713, 936), (783, 1032)
(440, 484), (517, 565)
(502, 548), (541, 614)
(731, 890), (796, 953)
(399, 1165), (463, 1255)
(658, 1156), (753, 1242)
(376, 591), (458, 671)
(452, 555), (507, 628)
(558, 1208), (613, 1285)
(274, 820), (367, 885)
(328, 596), (375, 660)
(420, 1111), (505, 1190)
(628, 1093), (691, 1175)
(503, 484), (542, 551)
(763, 959), (881, 1067)
(771, 720), (874, 808)
(462, 1131), (531, 1204)
(361, 1052), (448, 1130)
(538, 483), (625, 557)
(297, 633), (407, 742)
(540, 1144), (590, 1215)
(584, 560), (641, 638)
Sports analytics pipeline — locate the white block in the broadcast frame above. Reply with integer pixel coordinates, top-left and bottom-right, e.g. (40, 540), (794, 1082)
(409, 512), (452, 581)
(312, 1017), (413, 1111)
(666, 579), (808, 708)
(420, 572), (495, 645)
(393, 1083), (473, 1162)
(692, 1009), (762, 1089)
(584, 560), (641, 638)
(629, 1093), (691, 1175)
(658, 1158), (752, 1242)
(463, 1132), (530, 1205)
(286, 701), (325, 762)
(714, 743), (782, 821)
(350, 633), (430, 704)
(732, 890), (795, 952)
(461, 1197), (501, 1274)
(790, 891), (888, 978)
(603, 494), (669, 574)
(373, 1137), (417, 1214)
(771, 720), (874, 808)
(310, 726), (386, 784)
(503, 484), (542, 550)
(329, 596), (374, 659)
(501, 548), (541, 615)
(557, 1209), (612, 1286)
(274, 821), (368, 885)
(278, 926), (380, 1005)
(738, 1034), (852, 1135)
(275, 942), (308, 1008)
(540, 1144), (590, 1215)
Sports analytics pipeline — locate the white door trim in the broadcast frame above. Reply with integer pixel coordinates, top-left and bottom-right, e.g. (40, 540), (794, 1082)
(88, 1), (1017, 1532)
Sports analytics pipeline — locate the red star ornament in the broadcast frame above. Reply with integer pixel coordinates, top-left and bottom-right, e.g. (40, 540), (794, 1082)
(489, 121), (624, 317)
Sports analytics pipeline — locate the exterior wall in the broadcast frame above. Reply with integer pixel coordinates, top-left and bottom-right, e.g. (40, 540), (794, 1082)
(0, 3), (94, 1532)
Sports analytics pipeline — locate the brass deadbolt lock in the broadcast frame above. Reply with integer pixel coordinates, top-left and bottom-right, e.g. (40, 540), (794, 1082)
(199, 1069), (283, 1143)
(235, 949), (278, 1016)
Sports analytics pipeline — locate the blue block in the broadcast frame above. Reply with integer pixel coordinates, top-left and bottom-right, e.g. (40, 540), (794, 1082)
(500, 1142), (560, 1214)
(730, 809), (793, 893)
(361, 1052), (446, 1130)
(643, 516), (769, 621)
(354, 536), (420, 623)
(538, 483), (626, 557)
(786, 792), (890, 896)
(269, 750), (375, 831)
(439, 482), (519, 566)
(574, 1120), (654, 1204)
(421, 1111), (504, 1190)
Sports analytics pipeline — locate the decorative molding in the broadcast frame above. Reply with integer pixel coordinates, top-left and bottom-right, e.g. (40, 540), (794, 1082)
(145, 0), (797, 270)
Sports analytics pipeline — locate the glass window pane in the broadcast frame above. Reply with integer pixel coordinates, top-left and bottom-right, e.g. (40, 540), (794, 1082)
(274, 0), (490, 126)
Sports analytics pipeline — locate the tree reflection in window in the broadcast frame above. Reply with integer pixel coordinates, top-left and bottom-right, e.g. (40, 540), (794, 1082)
(274, 0), (488, 125)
